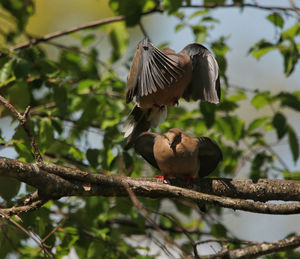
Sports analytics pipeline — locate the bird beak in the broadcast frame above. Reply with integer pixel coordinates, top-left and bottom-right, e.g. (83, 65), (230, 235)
(169, 134), (181, 149)
(169, 140), (176, 148)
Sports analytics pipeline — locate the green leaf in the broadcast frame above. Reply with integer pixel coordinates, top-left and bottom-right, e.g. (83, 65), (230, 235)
(53, 84), (68, 114)
(248, 117), (269, 132)
(272, 112), (287, 139)
(107, 22), (129, 62)
(215, 116), (244, 141)
(281, 23), (300, 38)
(277, 92), (300, 111)
(175, 23), (186, 32)
(82, 34), (96, 47)
(227, 91), (246, 102)
(188, 9), (209, 19)
(266, 13), (284, 28)
(39, 117), (54, 152)
(211, 223), (227, 238)
(0, 177), (20, 201)
(284, 171), (300, 180)
(86, 148), (100, 168)
(12, 127), (34, 162)
(200, 102), (216, 128)
(0, 59), (14, 84)
(7, 80), (30, 108)
(250, 151), (272, 180)
(251, 91), (271, 109)
(192, 24), (207, 44)
(249, 39), (275, 59)
(288, 126), (299, 163)
(109, 0), (150, 26)
(162, 0), (183, 14)
(77, 79), (97, 94)
(1, 0), (35, 32)
(279, 40), (299, 76)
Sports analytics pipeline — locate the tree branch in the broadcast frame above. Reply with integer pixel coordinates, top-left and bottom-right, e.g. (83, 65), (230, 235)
(1, 157), (300, 215)
(184, 3), (300, 12)
(1, 3), (298, 57)
(0, 95), (42, 162)
(0, 200), (47, 216)
(216, 235), (300, 259)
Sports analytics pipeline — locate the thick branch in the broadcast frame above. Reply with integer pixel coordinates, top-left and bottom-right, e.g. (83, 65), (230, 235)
(1, 157), (300, 215)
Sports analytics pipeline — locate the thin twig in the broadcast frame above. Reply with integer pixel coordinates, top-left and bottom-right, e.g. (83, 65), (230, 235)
(1, 3), (298, 57)
(0, 10), (159, 57)
(42, 219), (65, 243)
(288, 0), (300, 19)
(0, 211), (53, 258)
(183, 3), (300, 12)
(139, 21), (150, 41)
(122, 181), (187, 257)
(0, 95), (43, 162)
(0, 200), (46, 216)
(146, 208), (200, 258)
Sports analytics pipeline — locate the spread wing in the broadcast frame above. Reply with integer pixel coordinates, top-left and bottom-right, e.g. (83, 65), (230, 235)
(197, 137), (222, 177)
(134, 132), (159, 169)
(126, 38), (184, 103)
(181, 43), (221, 104)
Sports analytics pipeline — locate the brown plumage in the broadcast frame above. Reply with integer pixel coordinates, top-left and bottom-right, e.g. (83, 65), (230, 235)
(134, 128), (222, 180)
(123, 38), (221, 150)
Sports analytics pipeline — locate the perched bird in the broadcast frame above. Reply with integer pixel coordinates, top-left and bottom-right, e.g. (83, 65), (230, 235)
(134, 128), (222, 182)
(123, 38), (220, 150)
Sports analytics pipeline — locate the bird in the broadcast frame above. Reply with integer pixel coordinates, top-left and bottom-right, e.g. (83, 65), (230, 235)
(122, 38), (221, 150)
(133, 128), (222, 183)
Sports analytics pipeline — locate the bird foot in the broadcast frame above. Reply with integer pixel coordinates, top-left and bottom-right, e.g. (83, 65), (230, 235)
(172, 98), (179, 106)
(185, 175), (194, 185)
(155, 175), (168, 184)
(154, 103), (164, 109)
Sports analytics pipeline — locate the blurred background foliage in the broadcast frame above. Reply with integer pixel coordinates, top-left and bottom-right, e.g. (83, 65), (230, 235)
(0, 0), (300, 258)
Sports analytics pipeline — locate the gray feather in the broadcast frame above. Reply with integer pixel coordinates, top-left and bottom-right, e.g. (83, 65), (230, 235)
(182, 43), (221, 103)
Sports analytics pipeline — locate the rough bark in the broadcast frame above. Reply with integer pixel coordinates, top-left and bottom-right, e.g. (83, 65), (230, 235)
(1, 157), (300, 215)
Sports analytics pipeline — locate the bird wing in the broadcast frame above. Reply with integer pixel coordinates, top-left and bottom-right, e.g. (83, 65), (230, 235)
(134, 131), (159, 170)
(181, 43), (221, 104)
(126, 38), (185, 103)
(197, 137), (223, 177)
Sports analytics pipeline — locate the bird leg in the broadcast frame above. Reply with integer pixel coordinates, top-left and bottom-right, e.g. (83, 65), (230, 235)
(154, 103), (163, 108)
(172, 98), (179, 106)
(155, 175), (168, 183)
(185, 175), (194, 185)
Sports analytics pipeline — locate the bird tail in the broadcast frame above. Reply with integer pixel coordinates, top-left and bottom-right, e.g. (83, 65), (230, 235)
(122, 105), (167, 150)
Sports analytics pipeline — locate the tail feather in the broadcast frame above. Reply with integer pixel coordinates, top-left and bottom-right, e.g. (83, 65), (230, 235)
(122, 105), (145, 138)
(123, 105), (168, 150)
(150, 106), (167, 128)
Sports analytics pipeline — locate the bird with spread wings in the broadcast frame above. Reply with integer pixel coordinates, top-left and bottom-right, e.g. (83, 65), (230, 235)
(122, 38), (220, 150)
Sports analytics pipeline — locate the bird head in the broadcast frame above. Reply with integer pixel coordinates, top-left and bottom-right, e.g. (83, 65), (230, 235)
(140, 37), (151, 50)
(165, 128), (182, 149)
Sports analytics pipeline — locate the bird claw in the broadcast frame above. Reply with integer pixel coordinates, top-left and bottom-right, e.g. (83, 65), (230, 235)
(186, 175), (194, 185)
(155, 175), (168, 184)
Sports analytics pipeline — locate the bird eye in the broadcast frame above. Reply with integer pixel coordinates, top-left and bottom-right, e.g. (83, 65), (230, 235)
(143, 46), (149, 50)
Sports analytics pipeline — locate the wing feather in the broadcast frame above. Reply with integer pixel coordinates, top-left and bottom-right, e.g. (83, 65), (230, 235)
(197, 137), (223, 177)
(134, 132), (159, 169)
(126, 38), (186, 102)
(182, 43), (221, 103)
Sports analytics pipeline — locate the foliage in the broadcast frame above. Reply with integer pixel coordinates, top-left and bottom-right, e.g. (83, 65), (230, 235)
(0, 1), (299, 258)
